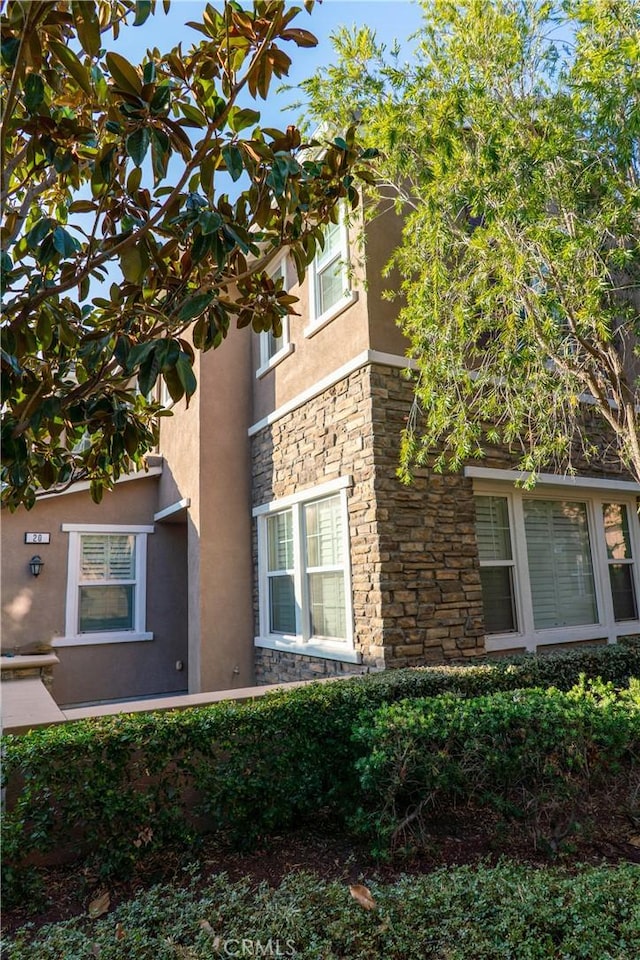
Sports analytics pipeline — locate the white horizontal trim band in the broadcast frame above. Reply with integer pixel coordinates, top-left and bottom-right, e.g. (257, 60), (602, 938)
(254, 636), (363, 664)
(36, 466), (162, 501)
(465, 466), (639, 493)
(253, 475), (353, 517)
(61, 523), (155, 533)
(154, 498), (190, 522)
(52, 632), (153, 648)
(255, 342), (294, 379)
(248, 350), (415, 436)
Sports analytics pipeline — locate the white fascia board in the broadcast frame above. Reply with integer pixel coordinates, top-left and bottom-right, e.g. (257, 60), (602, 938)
(248, 350), (416, 437)
(35, 465), (163, 501)
(154, 498), (190, 522)
(61, 523), (155, 533)
(465, 465), (640, 493)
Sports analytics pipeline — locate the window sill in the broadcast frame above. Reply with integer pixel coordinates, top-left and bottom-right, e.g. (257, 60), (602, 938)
(52, 632), (153, 648)
(304, 290), (358, 339)
(255, 342), (294, 379)
(254, 636), (362, 664)
(484, 620), (640, 653)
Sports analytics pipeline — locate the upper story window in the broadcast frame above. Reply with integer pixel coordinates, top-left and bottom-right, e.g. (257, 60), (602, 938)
(55, 524), (154, 646)
(306, 211), (356, 337)
(472, 479), (640, 652)
(256, 257), (293, 378)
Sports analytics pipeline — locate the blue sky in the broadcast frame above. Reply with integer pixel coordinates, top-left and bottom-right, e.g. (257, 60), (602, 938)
(110, 1), (425, 128)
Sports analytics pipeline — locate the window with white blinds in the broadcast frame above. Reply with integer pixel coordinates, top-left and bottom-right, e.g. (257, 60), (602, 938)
(523, 500), (597, 629)
(58, 525), (153, 645)
(266, 510), (296, 634)
(305, 496), (346, 639)
(79, 534), (137, 633)
(603, 503), (638, 621)
(475, 496), (517, 633)
(473, 486), (640, 649)
(257, 480), (353, 653)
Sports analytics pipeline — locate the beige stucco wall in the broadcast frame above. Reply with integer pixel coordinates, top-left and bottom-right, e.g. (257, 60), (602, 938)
(198, 325), (254, 692)
(251, 225), (372, 426)
(157, 326), (255, 693)
(364, 204), (410, 357)
(250, 207), (411, 428)
(1, 476), (189, 706)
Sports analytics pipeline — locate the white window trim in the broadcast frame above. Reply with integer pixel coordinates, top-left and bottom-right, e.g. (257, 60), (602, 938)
(53, 524), (154, 647)
(305, 214), (358, 338)
(254, 478), (360, 662)
(256, 253), (294, 378)
(472, 477), (640, 652)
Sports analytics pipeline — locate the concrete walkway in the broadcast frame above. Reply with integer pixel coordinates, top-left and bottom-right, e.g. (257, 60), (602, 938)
(2, 677), (66, 734)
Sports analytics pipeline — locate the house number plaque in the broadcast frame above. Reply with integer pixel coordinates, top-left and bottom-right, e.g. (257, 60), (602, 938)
(24, 533), (51, 544)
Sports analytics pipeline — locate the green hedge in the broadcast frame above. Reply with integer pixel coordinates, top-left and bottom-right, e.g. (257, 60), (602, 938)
(6, 863), (640, 960)
(352, 679), (640, 855)
(2, 641), (639, 905)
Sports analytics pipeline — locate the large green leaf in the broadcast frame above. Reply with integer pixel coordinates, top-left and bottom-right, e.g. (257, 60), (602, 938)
(105, 51), (143, 96)
(133, 1), (153, 26)
(71, 1), (101, 58)
(228, 107), (260, 133)
(175, 353), (197, 397)
(49, 41), (93, 95)
(119, 246), (145, 283)
(175, 291), (215, 322)
(24, 74), (45, 113)
(126, 127), (151, 166)
(222, 144), (244, 182)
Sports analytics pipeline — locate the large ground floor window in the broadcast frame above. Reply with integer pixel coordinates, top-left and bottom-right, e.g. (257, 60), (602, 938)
(471, 471), (640, 652)
(254, 476), (358, 662)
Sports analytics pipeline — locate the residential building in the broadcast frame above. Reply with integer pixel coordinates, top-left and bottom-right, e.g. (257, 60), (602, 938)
(2, 205), (638, 705)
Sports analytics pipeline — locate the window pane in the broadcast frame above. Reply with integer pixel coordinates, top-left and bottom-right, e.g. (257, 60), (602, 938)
(318, 260), (344, 315)
(524, 499), (597, 629)
(267, 511), (293, 571)
(479, 567), (517, 633)
(269, 575), (296, 634)
(80, 535), (135, 581)
(609, 564), (638, 621)
(603, 503), (633, 561)
(267, 329), (283, 360)
(317, 220), (341, 264)
(79, 585), (134, 632)
(308, 571), (346, 639)
(475, 496), (512, 561)
(305, 497), (342, 567)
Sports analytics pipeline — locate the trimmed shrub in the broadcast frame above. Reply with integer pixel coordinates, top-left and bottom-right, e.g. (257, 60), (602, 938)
(1, 640), (639, 905)
(352, 679), (640, 855)
(5, 863), (640, 960)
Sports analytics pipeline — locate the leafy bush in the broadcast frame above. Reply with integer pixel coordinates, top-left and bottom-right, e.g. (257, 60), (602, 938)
(2, 640), (639, 905)
(5, 863), (640, 959)
(353, 680), (640, 855)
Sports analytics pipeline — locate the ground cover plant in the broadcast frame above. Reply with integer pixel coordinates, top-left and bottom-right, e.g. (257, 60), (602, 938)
(4, 862), (640, 959)
(2, 641), (639, 907)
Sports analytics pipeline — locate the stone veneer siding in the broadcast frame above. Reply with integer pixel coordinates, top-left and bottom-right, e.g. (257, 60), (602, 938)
(251, 361), (635, 686)
(369, 366), (486, 666)
(251, 363), (487, 685)
(251, 366), (386, 683)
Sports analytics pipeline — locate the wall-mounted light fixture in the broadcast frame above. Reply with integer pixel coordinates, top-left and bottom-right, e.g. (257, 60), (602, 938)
(29, 555), (44, 577)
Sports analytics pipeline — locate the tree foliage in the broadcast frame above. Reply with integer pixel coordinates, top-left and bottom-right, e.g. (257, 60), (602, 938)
(300, 0), (640, 483)
(1, 0), (373, 509)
